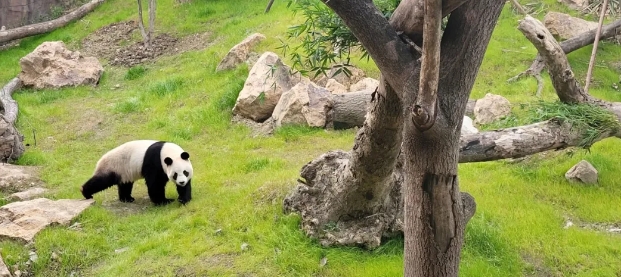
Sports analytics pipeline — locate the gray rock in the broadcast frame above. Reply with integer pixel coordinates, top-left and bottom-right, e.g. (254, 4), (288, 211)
(0, 198), (95, 243)
(272, 82), (333, 128)
(473, 93), (511, 125)
(565, 160), (598, 184)
(460, 116), (479, 135)
(0, 164), (43, 191)
(0, 254), (11, 277)
(544, 12), (597, 40)
(241, 243), (249, 252)
(349, 77), (378, 92)
(19, 41), (104, 89)
(232, 52), (306, 122)
(325, 79), (347, 94)
(216, 33), (266, 72)
(8, 187), (47, 201)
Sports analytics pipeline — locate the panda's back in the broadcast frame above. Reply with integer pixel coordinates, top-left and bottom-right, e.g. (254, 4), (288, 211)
(94, 140), (158, 183)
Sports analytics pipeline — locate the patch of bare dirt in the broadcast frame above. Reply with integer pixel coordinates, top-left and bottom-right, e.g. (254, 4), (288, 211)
(81, 21), (213, 67)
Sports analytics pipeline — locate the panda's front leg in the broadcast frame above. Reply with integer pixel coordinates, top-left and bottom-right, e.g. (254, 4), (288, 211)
(176, 180), (192, 205)
(145, 178), (174, 206)
(118, 182), (135, 203)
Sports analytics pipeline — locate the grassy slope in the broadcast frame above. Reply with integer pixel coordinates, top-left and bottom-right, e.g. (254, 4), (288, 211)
(0, 0), (620, 276)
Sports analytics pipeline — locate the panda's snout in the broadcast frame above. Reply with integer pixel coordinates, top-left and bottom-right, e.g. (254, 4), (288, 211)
(178, 181), (186, 186)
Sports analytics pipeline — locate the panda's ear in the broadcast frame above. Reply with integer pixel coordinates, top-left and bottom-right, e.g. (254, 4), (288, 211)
(181, 152), (190, 160)
(164, 157), (173, 166)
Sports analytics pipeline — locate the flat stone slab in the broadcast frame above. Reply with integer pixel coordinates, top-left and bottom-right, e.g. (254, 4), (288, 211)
(9, 187), (47, 201)
(0, 198), (94, 243)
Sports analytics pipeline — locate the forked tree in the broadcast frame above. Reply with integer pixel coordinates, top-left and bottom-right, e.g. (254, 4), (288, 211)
(137, 0), (156, 48)
(283, 0), (621, 276)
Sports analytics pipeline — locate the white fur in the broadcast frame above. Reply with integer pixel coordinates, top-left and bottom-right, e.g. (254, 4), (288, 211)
(161, 143), (193, 186)
(94, 140), (157, 183)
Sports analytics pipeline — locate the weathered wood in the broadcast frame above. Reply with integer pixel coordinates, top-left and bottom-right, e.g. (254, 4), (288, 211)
(584, 0), (608, 93)
(0, 0), (104, 44)
(0, 78), (21, 125)
(331, 90), (373, 129)
(0, 77), (24, 162)
(508, 17), (621, 89)
(518, 16), (589, 104)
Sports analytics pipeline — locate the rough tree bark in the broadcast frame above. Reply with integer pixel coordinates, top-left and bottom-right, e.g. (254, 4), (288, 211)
(284, 1), (621, 277)
(285, 0), (506, 275)
(137, 0), (156, 48)
(0, 0), (105, 44)
(0, 78), (25, 162)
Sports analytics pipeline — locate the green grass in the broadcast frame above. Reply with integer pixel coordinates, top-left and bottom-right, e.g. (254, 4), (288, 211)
(0, 0), (620, 276)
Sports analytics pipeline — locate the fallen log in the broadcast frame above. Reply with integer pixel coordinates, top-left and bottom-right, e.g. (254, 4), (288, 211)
(0, 0), (105, 44)
(0, 78), (24, 162)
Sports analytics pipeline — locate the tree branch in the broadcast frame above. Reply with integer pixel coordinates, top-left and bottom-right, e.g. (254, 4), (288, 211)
(412, 0), (442, 131)
(0, 0), (104, 43)
(518, 15), (589, 104)
(584, 0), (608, 93)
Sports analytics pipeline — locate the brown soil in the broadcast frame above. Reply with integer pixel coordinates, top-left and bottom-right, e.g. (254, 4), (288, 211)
(81, 21), (212, 67)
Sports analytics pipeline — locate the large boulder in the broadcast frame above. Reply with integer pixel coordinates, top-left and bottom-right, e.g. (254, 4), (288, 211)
(0, 198), (94, 243)
(19, 41), (104, 89)
(233, 52), (304, 122)
(216, 33), (266, 72)
(272, 82), (333, 128)
(473, 93), (511, 125)
(349, 77), (379, 92)
(544, 12), (597, 40)
(565, 160), (598, 184)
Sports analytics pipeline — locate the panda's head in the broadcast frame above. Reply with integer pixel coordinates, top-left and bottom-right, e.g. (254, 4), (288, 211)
(161, 144), (193, 187)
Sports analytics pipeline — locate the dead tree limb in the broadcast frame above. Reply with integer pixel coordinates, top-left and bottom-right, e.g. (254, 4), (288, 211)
(0, 0), (105, 44)
(0, 78), (24, 162)
(584, 0), (608, 93)
(265, 0), (275, 13)
(508, 17), (621, 96)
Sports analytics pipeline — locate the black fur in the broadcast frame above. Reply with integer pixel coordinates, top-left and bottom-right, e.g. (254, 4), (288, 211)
(176, 180), (192, 204)
(142, 141), (174, 206)
(81, 172), (121, 199)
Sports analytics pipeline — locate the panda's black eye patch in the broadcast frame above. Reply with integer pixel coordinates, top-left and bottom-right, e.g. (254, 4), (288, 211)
(183, 171), (189, 177)
(173, 173), (178, 180)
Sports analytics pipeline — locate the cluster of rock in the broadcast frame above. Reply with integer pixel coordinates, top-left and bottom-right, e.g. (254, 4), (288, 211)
(0, 164), (93, 276)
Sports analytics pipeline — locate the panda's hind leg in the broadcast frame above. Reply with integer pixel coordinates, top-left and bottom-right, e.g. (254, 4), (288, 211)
(81, 172), (119, 199)
(118, 182), (135, 203)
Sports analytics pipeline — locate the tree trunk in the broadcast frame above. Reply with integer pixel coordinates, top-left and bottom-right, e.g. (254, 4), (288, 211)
(402, 0), (504, 274)
(137, 0), (150, 48)
(0, 78), (25, 162)
(0, 0), (105, 44)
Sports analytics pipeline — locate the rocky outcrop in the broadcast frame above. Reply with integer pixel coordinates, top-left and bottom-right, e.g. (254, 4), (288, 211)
(325, 79), (347, 94)
(232, 52), (305, 122)
(565, 160), (598, 184)
(544, 12), (597, 40)
(272, 82), (333, 128)
(216, 33), (266, 72)
(19, 41), (104, 89)
(473, 93), (511, 125)
(0, 198), (94, 243)
(9, 187), (47, 201)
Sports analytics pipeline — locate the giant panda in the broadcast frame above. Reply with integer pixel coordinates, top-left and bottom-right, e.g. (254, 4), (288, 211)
(80, 140), (193, 206)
